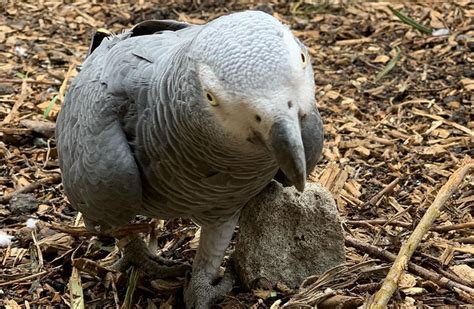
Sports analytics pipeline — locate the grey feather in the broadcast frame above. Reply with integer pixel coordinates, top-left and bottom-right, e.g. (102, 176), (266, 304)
(56, 10), (323, 307)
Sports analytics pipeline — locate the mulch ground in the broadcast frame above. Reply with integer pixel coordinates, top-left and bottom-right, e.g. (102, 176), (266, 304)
(1, 1), (473, 308)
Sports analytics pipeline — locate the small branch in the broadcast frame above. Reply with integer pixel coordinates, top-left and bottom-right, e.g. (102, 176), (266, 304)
(0, 268), (57, 287)
(0, 127), (32, 135)
(368, 177), (401, 206)
(345, 236), (474, 295)
(20, 119), (56, 138)
(319, 294), (364, 309)
(47, 222), (155, 238)
(346, 220), (473, 233)
(0, 78), (61, 86)
(431, 222), (474, 232)
(454, 236), (474, 244)
(73, 258), (115, 278)
(0, 271), (47, 287)
(412, 108), (474, 137)
(367, 158), (474, 308)
(437, 266), (474, 288)
(0, 174), (62, 204)
(346, 219), (410, 228)
(335, 37), (372, 46)
(121, 266), (140, 309)
(2, 78), (28, 125)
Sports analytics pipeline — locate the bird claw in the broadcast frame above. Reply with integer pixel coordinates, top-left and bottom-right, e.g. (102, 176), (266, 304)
(184, 266), (235, 309)
(112, 236), (191, 278)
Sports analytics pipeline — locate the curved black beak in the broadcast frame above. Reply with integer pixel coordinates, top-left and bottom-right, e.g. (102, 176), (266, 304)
(270, 119), (306, 192)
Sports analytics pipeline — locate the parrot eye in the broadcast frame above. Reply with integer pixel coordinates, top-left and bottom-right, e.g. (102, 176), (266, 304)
(205, 91), (218, 106)
(300, 52), (307, 68)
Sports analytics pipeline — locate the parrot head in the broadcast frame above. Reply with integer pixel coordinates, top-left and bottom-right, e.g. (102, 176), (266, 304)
(193, 11), (319, 192)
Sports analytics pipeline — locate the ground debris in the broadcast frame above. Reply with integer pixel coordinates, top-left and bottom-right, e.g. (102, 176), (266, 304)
(0, 1), (472, 307)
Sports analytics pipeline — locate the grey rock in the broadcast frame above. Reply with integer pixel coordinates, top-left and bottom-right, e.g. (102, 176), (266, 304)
(8, 193), (38, 215)
(234, 181), (345, 290)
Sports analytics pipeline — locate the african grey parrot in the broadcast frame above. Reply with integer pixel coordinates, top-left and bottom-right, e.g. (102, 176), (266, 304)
(56, 11), (323, 308)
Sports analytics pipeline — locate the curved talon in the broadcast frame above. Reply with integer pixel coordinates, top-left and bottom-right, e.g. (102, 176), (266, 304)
(113, 236), (191, 278)
(151, 254), (187, 266)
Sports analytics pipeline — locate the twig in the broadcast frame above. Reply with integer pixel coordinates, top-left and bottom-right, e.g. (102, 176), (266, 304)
(58, 64), (76, 103)
(107, 272), (121, 309)
(44, 63), (76, 118)
(319, 294), (364, 309)
(431, 222), (474, 232)
(73, 258), (115, 278)
(121, 266), (140, 309)
(335, 38), (372, 46)
(20, 119), (56, 138)
(31, 230), (44, 272)
(0, 127), (32, 135)
(366, 158), (474, 308)
(0, 174), (61, 204)
(346, 219), (410, 228)
(455, 236), (474, 244)
(0, 270), (49, 287)
(345, 236), (474, 295)
(2, 78), (28, 124)
(346, 220), (474, 233)
(367, 177), (401, 206)
(47, 222), (154, 238)
(412, 108), (474, 137)
(0, 78), (61, 86)
(436, 266), (474, 288)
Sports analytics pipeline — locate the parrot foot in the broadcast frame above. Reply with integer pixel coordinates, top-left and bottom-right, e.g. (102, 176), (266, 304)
(112, 235), (191, 278)
(184, 265), (235, 309)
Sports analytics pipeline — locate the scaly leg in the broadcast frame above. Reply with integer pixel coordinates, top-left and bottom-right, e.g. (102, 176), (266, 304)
(184, 215), (239, 308)
(113, 235), (191, 278)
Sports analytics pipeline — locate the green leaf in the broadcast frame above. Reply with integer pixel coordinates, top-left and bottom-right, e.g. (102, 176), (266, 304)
(121, 266), (140, 309)
(43, 94), (59, 119)
(69, 267), (85, 309)
(388, 6), (432, 35)
(375, 47), (401, 82)
(16, 72), (29, 79)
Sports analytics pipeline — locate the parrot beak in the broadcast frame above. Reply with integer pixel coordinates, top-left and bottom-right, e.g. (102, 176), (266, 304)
(269, 119), (306, 192)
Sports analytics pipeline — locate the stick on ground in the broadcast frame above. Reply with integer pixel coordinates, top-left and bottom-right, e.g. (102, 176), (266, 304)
(367, 177), (401, 207)
(366, 158), (474, 308)
(345, 236), (474, 295)
(0, 174), (62, 204)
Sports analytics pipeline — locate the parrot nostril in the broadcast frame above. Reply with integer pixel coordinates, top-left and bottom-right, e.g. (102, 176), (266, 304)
(299, 111), (307, 122)
(255, 115), (262, 123)
(287, 101), (293, 109)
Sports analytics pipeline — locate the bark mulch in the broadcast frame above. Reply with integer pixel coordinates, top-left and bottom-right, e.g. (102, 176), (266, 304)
(1, 1), (473, 308)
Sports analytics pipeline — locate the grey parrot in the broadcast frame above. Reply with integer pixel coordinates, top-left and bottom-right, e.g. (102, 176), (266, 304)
(56, 11), (323, 308)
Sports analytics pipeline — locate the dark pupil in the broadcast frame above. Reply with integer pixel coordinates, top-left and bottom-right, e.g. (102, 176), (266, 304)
(301, 53), (306, 62)
(206, 93), (213, 101)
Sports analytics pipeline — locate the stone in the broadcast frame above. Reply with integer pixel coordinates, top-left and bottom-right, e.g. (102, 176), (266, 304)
(8, 193), (38, 215)
(234, 181), (345, 290)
